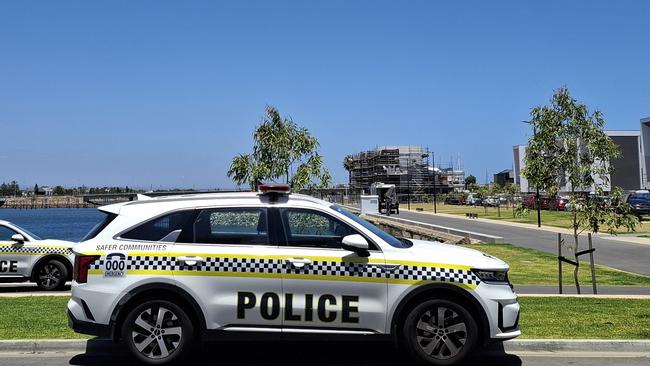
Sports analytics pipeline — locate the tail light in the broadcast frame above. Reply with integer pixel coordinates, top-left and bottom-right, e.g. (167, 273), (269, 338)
(74, 255), (100, 284)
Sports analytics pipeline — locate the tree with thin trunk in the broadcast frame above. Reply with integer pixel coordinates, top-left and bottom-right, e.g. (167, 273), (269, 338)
(523, 87), (638, 293)
(228, 105), (332, 190)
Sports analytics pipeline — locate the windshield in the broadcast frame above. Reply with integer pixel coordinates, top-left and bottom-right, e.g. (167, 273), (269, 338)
(8, 224), (42, 240)
(331, 205), (410, 248)
(631, 193), (650, 201)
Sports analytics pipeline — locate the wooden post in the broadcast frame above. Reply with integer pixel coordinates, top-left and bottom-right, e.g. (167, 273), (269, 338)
(588, 233), (597, 294)
(558, 233), (563, 294)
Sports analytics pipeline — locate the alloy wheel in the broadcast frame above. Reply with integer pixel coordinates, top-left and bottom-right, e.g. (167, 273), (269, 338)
(415, 305), (468, 360)
(130, 305), (183, 359)
(38, 263), (63, 289)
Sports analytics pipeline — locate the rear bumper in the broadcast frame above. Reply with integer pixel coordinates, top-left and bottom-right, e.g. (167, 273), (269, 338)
(67, 309), (111, 338)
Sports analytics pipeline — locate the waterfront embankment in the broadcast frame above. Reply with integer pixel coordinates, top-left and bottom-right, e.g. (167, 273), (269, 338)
(0, 196), (91, 209)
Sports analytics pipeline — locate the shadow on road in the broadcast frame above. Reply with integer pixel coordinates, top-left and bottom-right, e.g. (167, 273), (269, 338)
(69, 339), (522, 366)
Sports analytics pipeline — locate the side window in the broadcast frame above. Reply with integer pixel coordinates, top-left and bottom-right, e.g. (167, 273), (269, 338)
(121, 211), (195, 242)
(279, 208), (356, 249)
(0, 226), (18, 241)
(193, 208), (269, 245)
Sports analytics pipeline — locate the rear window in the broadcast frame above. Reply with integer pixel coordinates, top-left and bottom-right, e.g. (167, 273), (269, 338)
(81, 213), (117, 242)
(121, 211), (195, 242)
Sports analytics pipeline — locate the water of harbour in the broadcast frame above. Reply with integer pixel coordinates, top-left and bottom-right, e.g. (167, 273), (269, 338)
(0, 208), (104, 242)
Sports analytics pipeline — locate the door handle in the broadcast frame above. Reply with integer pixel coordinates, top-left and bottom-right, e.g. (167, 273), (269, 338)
(177, 256), (204, 266)
(285, 258), (312, 268)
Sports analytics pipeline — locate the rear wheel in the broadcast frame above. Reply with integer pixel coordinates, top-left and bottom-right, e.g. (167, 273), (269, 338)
(402, 299), (478, 365)
(122, 300), (193, 365)
(35, 259), (68, 291)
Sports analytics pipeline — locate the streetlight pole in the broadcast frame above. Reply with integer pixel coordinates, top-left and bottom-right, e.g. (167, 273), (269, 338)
(407, 152), (411, 210)
(432, 151), (437, 213)
(523, 120), (542, 228)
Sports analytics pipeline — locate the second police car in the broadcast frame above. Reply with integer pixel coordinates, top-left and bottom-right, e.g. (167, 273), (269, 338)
(68, 185), (520, 365)
(0, 220), (74, 290)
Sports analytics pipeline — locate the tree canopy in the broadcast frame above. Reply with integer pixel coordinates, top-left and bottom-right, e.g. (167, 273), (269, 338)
(228, 105), (332, 190)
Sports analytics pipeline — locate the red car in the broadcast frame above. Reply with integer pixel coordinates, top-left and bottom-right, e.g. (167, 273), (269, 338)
(523, 195), (558, 210)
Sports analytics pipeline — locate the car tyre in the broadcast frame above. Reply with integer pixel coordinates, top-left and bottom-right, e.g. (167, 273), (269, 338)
(35, 259), (68, 291)
(402, 299), (478, 365)
(122, 300), (194, 365)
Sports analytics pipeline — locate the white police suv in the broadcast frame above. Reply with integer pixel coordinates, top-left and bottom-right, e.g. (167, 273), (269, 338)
(0, 220), (74, 290)
(68, 185), (520, 365)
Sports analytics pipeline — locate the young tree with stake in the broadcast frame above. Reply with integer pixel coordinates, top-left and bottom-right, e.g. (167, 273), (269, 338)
(523, 87), (638, 293)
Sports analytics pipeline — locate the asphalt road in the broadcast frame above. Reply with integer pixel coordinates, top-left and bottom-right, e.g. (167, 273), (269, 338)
(394, 211), (650, 277)
(0, 341), (648, 366)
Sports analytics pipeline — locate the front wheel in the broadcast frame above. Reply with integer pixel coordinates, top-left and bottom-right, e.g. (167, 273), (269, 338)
(35, 259), (68, 291)
(402, 299), (478, 365)
(122, 300), (194, 365)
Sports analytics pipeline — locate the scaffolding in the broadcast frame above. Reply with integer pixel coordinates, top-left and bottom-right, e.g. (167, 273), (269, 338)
(344, 146), (460, 201)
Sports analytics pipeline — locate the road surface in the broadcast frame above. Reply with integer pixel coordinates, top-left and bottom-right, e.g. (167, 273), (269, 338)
(0, 341), (647, 366)
(394, 210), (650, 277)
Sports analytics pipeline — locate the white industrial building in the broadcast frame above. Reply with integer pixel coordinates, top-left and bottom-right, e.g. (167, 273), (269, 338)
(513, 118), (648, 194)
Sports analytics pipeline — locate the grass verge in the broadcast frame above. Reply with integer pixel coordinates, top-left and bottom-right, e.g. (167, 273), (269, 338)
(410, 203), (650, 234)
(0, 297), (90, 339)
(519, 297), (650, 339)
(0, 296), (648, 340)
(461, 243), (650, 286)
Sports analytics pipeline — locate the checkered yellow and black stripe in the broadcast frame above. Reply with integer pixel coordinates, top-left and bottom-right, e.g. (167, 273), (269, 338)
(89, 254), (481, 287)
(0, 245), (73, 256)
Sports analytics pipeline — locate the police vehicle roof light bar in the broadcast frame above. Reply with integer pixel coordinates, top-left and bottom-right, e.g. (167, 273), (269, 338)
(257, 184), (291, 194)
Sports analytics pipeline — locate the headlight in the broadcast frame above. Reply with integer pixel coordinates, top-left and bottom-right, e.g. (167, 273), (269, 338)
(472, 269), (510, 284)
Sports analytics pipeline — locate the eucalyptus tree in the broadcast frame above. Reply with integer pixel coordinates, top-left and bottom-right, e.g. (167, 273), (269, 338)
(228, 105), (332, 190)
(523, 87), (637, 292)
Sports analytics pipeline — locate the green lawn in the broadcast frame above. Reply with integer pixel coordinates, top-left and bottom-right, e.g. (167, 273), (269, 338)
(0, 296), (648, 339)
(519, 297), (650, 339)
(0, 297), (90, 339)
(461, 243), (650, 286)
(411, 203), (650, 234)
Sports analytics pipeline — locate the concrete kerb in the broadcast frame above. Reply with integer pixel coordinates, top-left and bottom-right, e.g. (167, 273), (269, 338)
(2, 339), (650, 354)
(495, 339), (650, 354)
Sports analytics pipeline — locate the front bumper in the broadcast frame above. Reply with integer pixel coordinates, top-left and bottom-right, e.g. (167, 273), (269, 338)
(474, 283), (521, 340)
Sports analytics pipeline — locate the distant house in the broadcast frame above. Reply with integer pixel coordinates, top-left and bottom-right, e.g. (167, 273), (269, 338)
(42, 186), (54, 196)
(494, 169), (514, 187)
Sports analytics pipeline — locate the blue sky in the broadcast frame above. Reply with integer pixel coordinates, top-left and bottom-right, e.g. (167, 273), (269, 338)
(1, 1), (649, 189)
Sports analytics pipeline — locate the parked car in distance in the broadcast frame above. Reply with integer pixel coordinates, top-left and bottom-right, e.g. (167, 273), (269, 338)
(626, 190), (650, 218)
(483, 197), (499, 207)
(0, 220), (75, 290)
(445, 196), (464, 205)
(556, 197), (568, 211)
(465, 194), (482, 206)
(522, 195), (555, 210)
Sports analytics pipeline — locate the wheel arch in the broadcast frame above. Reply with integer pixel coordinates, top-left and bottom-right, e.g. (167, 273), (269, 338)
(389, 283), (490, 346)
(30, 254), (73, 282)
(109, 283), (207, 342)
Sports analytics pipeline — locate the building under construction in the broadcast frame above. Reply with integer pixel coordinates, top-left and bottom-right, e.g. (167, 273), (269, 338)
(343, 146), (464, 200)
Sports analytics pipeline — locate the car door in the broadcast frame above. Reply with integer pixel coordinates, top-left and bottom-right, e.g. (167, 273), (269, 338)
(171, 207), (283, 331)
(274, 207), (388, 334)
(0, 224), (31, 278)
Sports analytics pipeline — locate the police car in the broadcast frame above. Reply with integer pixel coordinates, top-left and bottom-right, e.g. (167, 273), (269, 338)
(68, 185), (520, 365)
(0, 220), (74, 290)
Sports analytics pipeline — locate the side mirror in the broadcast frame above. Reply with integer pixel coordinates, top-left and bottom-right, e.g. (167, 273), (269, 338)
(11, 234), (25, 244)
(342, 234), (370, 257)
